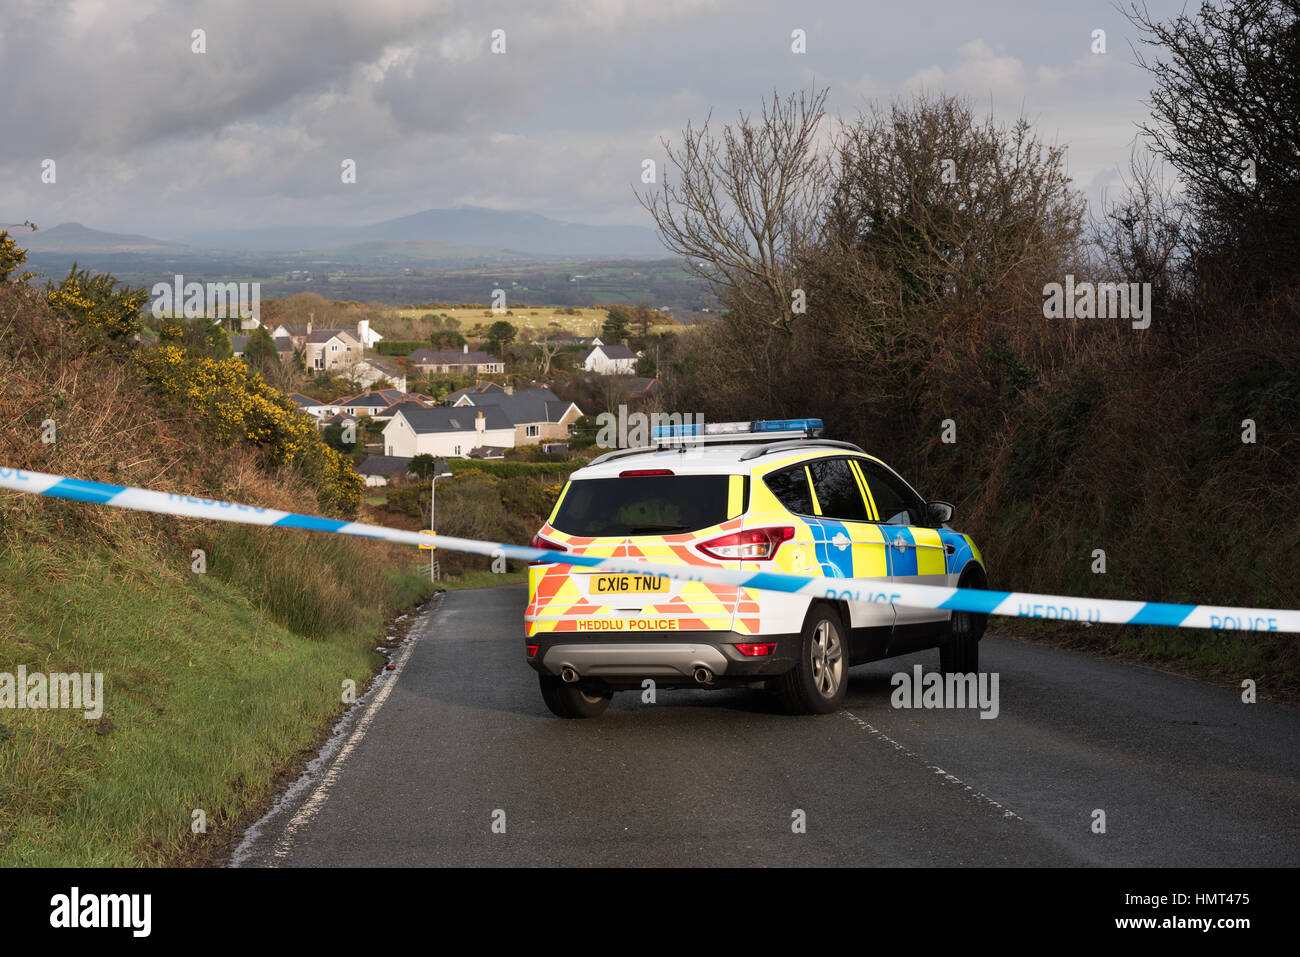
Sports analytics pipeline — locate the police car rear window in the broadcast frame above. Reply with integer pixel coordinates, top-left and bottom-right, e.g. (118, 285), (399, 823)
(551, 475), (737, 537)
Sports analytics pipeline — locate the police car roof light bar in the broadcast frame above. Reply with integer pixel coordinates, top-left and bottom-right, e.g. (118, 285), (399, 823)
(651, 418), (824, 444)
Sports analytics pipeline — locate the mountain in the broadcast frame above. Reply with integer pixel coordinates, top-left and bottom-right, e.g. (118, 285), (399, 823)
(181, 206), (666, 259)
(22, 223), (189, 253)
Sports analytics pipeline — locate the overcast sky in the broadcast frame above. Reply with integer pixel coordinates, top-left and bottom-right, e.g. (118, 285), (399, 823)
(3, 0), (1186, 241)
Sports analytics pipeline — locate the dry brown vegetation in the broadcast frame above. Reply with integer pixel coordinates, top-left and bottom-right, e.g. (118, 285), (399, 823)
(643, 75), (1300, 692)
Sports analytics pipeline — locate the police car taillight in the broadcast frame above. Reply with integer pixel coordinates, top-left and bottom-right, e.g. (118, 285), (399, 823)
(530, 533), (565, 551)
(529, 534), (566, 565)
(697, 526), (794, 561)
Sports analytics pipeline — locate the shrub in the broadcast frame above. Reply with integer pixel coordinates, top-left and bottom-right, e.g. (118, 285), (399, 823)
(135, 346), (362, 516)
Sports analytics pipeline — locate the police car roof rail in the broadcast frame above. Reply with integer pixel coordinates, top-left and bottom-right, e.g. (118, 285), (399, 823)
(737, 439), (866, 461)
(587, 445), (660, 467)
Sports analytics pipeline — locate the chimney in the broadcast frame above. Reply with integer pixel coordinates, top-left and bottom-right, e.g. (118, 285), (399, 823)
(306, 318), (313, 337)
(504, 384), (513, 395)
(463, 343), (469, 354)
(357, 318), (369, 344)
(475, 410), (485, 435)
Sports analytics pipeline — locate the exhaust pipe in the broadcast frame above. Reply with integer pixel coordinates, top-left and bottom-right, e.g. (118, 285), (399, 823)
(693, 667), (714, 685)
(560, 667), (579, 684)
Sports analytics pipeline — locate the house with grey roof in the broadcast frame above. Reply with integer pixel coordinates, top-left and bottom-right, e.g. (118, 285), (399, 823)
(444, 381), (507, 404)
(581, 343), (639, 374)
(408, 343), (504, 375)
(382, 405), (515, 459)
(355, 454), (415, 487)
(448, 387), (582, 446)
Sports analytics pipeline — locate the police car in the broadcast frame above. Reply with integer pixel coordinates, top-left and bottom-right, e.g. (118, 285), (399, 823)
(525, 419), (988, 718)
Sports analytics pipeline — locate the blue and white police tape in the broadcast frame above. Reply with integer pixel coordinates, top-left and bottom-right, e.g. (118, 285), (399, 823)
(2, 466), (1296, 634)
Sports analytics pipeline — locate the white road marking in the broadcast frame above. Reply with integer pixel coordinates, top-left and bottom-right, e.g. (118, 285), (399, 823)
(841, 709), (1022, 820)
(228, 596), (439, 866)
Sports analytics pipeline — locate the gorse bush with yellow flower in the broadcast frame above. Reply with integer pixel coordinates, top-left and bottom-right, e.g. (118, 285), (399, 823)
(135, 345), (362, 516)
(46, 264), (147, 348)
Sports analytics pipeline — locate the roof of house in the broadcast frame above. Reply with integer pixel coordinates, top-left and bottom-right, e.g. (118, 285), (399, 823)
(287, 392), (321, 407)
(274, 336), (293, 353)
(444, 381), (507, 402)
(230, 335), (248, 353)
(307, 328), (359, 344)
(339, 391), (395, 409)
(467, 446), (508, 459)
(355, 358), (404, 376)
(627, 377), (661, 395)
(592, 344), (638, 360)
(356, 455), (414, 477)
(394, 405), (513, 434)
(377, 399), (430, 419)
(454, 387), (579, 425)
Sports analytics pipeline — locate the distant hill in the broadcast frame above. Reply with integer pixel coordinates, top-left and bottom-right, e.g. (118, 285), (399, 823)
(22, 222), (189, 253)
(182, 206), (667, 259)
(283, 238), (537, 266)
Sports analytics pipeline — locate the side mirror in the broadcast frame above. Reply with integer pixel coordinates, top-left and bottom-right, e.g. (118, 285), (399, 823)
(925, 500), (954, 525)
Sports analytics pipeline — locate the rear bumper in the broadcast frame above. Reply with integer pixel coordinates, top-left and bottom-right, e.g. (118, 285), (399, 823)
(526, 630), (800, 683)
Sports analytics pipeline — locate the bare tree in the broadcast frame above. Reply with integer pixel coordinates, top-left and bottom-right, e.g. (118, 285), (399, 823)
(638, 87), (834, 334)
(534, 336), (562, 376)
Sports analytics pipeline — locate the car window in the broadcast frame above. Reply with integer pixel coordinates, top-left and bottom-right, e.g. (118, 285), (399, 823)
(858, 461), (924, 525)
(551, 475), (732, 536)
(763, 464), (814, 516)
(807, 457), (870, 521)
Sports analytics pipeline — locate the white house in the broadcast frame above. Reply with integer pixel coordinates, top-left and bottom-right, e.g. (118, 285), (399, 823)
(581, 343), (639, 374)
(347, 358), (407, 392)
(382, 405), (515, 458)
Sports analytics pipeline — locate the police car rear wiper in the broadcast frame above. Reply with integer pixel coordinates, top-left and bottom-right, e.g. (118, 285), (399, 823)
(624, 523), (690, 533)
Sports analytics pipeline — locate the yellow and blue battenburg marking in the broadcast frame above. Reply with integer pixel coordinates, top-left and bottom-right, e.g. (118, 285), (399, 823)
(2, 466), (1298, 634)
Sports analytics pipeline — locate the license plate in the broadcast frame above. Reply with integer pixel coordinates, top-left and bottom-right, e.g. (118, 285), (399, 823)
(590, 573), (670, 595)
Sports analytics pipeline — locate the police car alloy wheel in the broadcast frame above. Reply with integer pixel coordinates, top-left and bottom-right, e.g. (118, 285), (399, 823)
(774, 606), (848, 715)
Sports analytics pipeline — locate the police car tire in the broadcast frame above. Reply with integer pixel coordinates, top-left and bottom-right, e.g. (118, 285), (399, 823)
(941, 569), (987, 674)
(774, 605), (848, 715)
(538, 673), (613, 718)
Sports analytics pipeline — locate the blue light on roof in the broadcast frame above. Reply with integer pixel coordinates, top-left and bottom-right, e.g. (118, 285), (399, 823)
(753, 418), (823, 433)
(650, 418), (823, 440)
(651, 422), (706, 438)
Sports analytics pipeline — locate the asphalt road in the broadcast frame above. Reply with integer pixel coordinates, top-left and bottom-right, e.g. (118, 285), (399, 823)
(232, 584), (1300, 867)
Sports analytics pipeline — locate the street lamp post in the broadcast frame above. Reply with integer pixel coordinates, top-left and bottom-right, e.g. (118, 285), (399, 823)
(430, 458), (452, 582)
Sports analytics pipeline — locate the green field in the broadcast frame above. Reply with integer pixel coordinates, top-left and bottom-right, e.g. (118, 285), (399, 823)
(381, 305), (679, 340)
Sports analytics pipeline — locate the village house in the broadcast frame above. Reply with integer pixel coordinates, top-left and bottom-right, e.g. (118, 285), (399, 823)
(355, 454), (415, 487)
(382, 406), (515, 459)
(581, 343), (639, 375)
(448, 386), (582, 447)
(407, 343), (505, 375)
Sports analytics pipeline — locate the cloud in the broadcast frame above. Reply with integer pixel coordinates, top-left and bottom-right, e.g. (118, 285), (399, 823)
(1, 0), (1173, 236)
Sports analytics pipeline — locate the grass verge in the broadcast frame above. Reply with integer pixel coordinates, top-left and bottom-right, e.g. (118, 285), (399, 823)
(0, 525), (434, 866)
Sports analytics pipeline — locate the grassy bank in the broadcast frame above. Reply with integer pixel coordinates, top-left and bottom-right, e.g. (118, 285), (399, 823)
(0, 271), (439, 865)
(0, 517), (433, 866)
